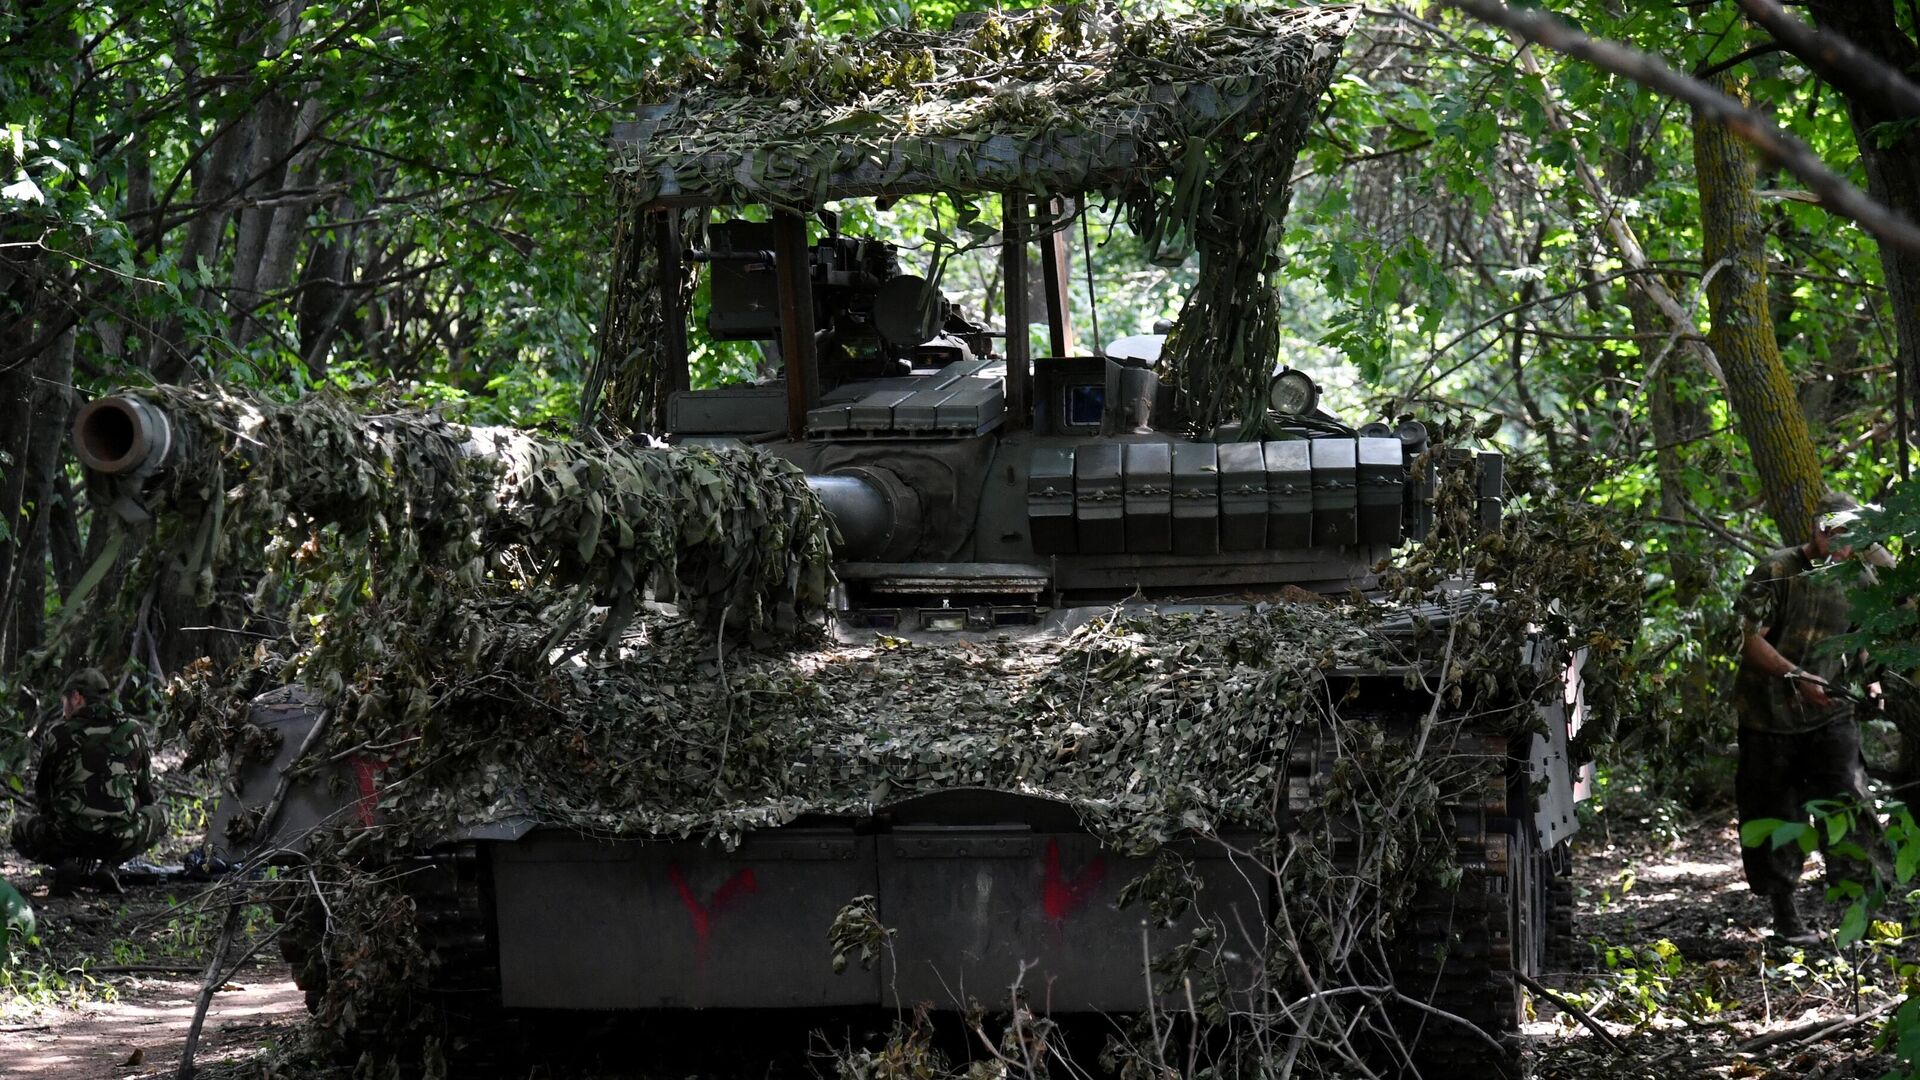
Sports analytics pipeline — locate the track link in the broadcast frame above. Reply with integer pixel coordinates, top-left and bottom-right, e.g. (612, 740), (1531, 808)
(275, 844), (500, 1060)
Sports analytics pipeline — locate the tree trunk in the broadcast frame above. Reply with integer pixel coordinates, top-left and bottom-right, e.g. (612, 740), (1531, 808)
(148, 105), (257, 381)
(229, 1), (306, 337)
(240, 97), (329, 346)
(229, 91), (294, 308)
(1803, 1), (1920, 475)
(48, 473), (84, 601)
(1693, 72), (1825, 545)
(1629, 290), (1686, 520)
(0, 327), (77, 668)
(297, 195), (359, 377)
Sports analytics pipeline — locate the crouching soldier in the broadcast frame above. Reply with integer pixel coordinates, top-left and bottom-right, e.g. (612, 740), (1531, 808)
(9, 668), (165, 893)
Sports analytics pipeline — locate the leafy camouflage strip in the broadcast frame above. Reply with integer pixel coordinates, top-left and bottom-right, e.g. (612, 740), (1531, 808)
(611, 5), (1352, 214)
(590, 208), (701, 433)
(599, 3), (1358, 434)
(104, 383), (830, 626)
(44, 385), (832, 760)
(191, 600), (1524, 853)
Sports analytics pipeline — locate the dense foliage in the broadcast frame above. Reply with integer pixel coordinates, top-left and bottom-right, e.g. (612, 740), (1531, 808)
(4, 0), (1920, 1072)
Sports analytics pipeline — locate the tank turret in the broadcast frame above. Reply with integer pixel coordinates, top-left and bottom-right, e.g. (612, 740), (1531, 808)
(634, 211), (1467, 629)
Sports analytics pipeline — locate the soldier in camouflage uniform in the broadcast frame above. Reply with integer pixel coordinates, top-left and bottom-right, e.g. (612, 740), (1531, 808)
(8, 669), (165, 891)
(1734, 492), (1885, 945)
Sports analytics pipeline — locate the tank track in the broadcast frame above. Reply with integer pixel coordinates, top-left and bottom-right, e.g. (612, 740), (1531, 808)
(411, 844), (501, 1043)
(1545, 858), (1576, 972)
(1280, 718), (1533, 1077)
(276, 844), (501, 1058)
(1387, 733), (1524, 1078)
(1394, 815), (1522, 1075)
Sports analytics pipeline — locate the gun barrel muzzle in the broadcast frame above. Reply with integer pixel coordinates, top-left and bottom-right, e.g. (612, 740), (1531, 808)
(73, 395), (173, 477)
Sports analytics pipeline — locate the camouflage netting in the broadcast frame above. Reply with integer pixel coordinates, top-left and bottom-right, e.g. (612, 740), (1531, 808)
(200, 600), (1481, 853)
(40, 386), (1643, 1073)
(43, 385), (834, 715)
(596, 2), (1358, 433)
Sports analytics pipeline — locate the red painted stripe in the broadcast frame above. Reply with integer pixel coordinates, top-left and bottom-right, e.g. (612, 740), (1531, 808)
(1041, 838), (1106, 921)
(348, 757), (388, 827)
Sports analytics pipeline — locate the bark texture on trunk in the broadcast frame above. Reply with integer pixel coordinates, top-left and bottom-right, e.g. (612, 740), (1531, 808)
(297, 195), (359, 377)
(241, 97), (330, 346)
(1693, 72), (1824, 545)
(1804, 1), (1920, 474)
(0, 329), (77, 669)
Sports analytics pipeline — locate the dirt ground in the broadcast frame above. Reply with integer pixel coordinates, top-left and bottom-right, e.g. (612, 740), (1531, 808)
(2, 811), (1907, 1078)
(1530, 813), (1905, 1079)
(0, 851), (306, 1080)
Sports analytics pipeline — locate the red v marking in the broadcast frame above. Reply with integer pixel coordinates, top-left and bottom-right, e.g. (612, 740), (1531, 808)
(667, 864), (759, 958)
(348, 757), (388, 827)
(1042, 839), (1106, 921)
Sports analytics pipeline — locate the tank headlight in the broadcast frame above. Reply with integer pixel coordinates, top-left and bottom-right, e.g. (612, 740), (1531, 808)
(1268, 370), (1319, 416)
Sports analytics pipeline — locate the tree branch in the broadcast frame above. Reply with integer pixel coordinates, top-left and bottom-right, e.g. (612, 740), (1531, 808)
(1516, 971), (1629, 1056)
(1738, 0), (1920, 119)
(1444, 0), (1920, 252)
(1694, 41), (1785, 81)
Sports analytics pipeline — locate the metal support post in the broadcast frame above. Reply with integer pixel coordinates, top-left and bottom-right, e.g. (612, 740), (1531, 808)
(772, 210), (820, 441)
(1040, 195), (1075, 358)
(1002, 192), (1031, 428)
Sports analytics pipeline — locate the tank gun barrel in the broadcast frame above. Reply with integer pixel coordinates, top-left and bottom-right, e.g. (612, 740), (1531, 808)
(804, 470), (917, 562)
(78, 391), (906, 564)
(68, 385), (837, 630)
(74, 395), (174, 478)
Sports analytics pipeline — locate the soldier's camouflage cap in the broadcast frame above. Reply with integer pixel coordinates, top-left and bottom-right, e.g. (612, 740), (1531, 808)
(62, 667), (111, 697)
(1817, 491), (1876, 533)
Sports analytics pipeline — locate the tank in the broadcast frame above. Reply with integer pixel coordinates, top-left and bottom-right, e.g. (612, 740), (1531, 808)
(70, 8), (1594, 1077)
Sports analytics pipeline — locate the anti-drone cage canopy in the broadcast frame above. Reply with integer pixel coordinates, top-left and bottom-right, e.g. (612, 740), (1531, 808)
(592, 3), (1357, 436)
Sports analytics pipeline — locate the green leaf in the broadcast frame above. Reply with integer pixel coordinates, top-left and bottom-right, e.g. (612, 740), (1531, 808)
(1824, 811), (1850, 846)
(1768, 821), (1810, 851)
(0, 877), (33, 959)
(813, 111), (882, 135)
(1835, 900), (1868, 947)
(1740, 818), (1786, 848)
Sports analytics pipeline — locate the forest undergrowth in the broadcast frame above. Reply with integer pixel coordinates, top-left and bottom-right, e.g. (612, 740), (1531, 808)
(1532, 776), (1912, 1080)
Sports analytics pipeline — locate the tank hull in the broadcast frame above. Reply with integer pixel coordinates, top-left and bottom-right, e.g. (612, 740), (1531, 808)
(231, 601), (1587, 1080)
(488, 796), (1267, 1013)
